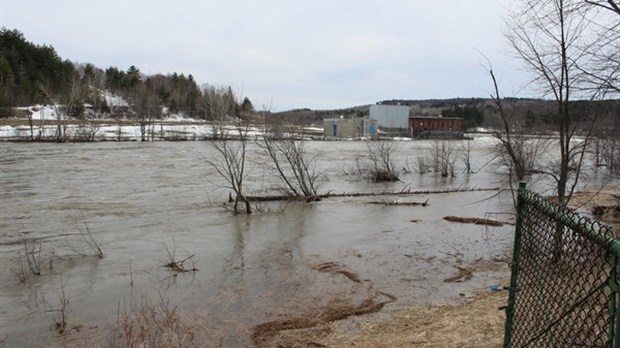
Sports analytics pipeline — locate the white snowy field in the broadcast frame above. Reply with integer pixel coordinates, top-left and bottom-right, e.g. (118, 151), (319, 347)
(1, 105), (327, 141)
(0, 122), (229, 141)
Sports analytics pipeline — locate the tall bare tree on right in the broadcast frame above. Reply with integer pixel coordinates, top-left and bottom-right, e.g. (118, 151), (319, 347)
(504, 0), (617, 207)
(581, 1), (620, 95)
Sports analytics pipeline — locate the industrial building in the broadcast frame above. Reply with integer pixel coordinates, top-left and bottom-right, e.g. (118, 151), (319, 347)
(369, 104), (409, 129)
(409, 117), (464, 131)
(323, 117), (378, 139)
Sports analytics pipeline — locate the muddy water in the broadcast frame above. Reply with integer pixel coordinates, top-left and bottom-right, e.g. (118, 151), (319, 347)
(1, 139), (526, 346)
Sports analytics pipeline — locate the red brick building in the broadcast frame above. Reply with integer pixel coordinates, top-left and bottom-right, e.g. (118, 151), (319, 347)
(409, 117), (464, 131)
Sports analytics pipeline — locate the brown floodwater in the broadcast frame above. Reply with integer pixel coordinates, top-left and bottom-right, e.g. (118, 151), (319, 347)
(0, 138), (613, 347)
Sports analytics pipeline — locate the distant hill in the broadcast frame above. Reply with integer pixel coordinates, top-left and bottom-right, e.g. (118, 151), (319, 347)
(277, 98), (620, 132)
(0, 29), (242, 120)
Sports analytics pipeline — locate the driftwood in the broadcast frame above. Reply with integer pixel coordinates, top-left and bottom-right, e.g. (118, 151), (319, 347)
(244, 187), (499, 203)
(162, 254), (198, 272)
(443, 216), (504, 227)
(246, 195), (321, 202)
(592, 205), (620, 220)
(326, 186), (499, 198)
(367, 199), (429, 207)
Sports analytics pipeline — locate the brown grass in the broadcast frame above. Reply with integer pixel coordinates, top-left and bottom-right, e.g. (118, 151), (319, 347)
(252, 292), (397, 347)
(273, 290), (507, 348)
(443, 266), (474, 283)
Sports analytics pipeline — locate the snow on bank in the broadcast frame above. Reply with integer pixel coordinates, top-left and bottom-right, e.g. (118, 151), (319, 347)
(0, 122), (502, 143)
(101, 91), (129, 107)
(0, 122), (276, 141)
(13, 105), (61, 120)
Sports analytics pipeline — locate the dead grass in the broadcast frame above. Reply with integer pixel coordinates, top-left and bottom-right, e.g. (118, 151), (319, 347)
(443, 266), (474, 283)
(273, 290), (507, 348)
(253, 292), (397, 347)
(550, 187), (620, 224)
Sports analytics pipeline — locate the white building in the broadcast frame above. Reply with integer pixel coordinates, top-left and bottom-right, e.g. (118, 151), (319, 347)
(369, 104), (410, 129)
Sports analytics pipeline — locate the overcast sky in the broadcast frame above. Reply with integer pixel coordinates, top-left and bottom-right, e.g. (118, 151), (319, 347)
(2, 0), (527, 111)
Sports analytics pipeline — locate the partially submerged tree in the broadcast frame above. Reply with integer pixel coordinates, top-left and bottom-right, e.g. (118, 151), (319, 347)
(205, 87), (252, 214)
(498, 0), (620, 263)
(259, 125), (322, 200)
(365, 139), (400, 182)
(486, 68), (551, 205)
(499, 0), (610, 207)
(580, 1), (620, 96)
(209, 122), (252, 214)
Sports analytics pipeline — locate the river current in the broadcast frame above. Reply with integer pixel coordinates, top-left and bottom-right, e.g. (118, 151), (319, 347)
(0, 138), (576, 346)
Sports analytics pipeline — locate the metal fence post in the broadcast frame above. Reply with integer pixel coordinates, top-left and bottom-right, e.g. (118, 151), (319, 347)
(612, 245), (620, 348)
(503, 182), (527, 348)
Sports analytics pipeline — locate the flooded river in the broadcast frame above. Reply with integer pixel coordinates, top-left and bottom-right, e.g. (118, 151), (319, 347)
(0, 138), (561, 346)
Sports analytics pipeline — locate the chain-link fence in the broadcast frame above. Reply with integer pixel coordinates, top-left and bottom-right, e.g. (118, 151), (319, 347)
(504, 183), (620, 348)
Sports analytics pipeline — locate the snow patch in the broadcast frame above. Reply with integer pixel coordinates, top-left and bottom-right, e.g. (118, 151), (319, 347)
(13, 105), (61, 120)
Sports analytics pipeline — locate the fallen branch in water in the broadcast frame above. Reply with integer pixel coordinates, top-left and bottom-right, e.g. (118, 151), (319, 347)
(367, 199), (429, 207)
(244, 187), (500, 203)
(443, 216), (504, 227)
(162, 254), (198, 273)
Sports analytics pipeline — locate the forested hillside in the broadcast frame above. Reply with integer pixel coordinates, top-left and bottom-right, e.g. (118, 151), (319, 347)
(0, 28), (253, 119)
(0, 28), (75, 114)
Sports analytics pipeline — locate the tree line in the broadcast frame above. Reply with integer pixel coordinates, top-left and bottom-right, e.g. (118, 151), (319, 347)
(0, 28), (254, 119)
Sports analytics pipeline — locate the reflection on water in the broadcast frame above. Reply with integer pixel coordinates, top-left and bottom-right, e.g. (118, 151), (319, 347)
(0, 139), (616, 346)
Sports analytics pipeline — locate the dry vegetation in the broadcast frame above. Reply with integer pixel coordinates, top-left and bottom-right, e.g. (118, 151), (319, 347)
(43, 291), (508, 348)
(270, 290), (508, 348)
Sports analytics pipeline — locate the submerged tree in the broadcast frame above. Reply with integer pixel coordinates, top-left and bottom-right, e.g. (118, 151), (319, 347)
(208, 122), (252, 214)
(498, 0), (620, 264)
(486, 67), (551, 205)
(365, 139), (400, 182)
(205, 87), (252, 214)
(259, 115), (322, 200)
(500, 0), (614, 207)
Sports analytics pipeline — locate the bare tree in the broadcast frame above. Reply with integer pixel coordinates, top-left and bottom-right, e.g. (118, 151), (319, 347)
(579, 1), (620, 96)
(505, 0), (602, 207)
(74, 123), (101, 142)
(41, 75), (83, 142)
(364, 139), (400, 182)
(485, 67), (552, 204)
(585, 0), (620, 16)
(133, 81), (161, 141)
(595, 132), (620, 173)
(205, 87), (252, 214)
(210, 123), (252, 214)
(460, 140), (475, 174)
(259, 133), (321, 200)
(431, 141), (457, 178)
(203, 85), (237, 140)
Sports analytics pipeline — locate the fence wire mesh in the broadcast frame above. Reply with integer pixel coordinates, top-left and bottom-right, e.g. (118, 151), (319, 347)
(504, 183), (619, 348)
